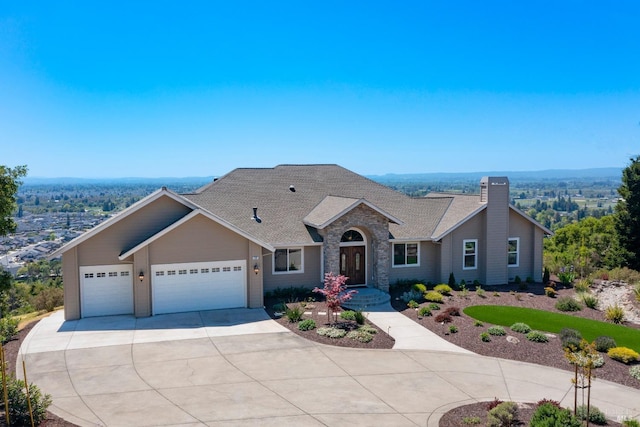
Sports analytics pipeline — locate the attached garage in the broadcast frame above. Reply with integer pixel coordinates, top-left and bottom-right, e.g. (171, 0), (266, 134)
(151, 260), (247, 315)
(80, 265), (134, 318)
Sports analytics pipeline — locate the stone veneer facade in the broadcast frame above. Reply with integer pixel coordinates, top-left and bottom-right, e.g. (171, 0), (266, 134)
(317, 204), (391, 292)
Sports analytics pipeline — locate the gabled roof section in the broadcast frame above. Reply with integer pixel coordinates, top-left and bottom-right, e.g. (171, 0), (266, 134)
(428, 193), (485, 240)
(118, 209), (275, 260)
(303, 196), (403, 229)
(509, 205), (553, 235)
(49, 188), (198, 259)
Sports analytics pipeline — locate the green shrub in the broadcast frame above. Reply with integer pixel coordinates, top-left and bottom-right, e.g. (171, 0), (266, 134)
(480, 332), (491, 342)
(605, 304), (625, 324)
(606, 267), (640, 283)
(510, 322), (531, 334)
(608, 347), (640, 364)
(411, 283), (427, 293)
(593, 336), (617, 352)
(358, 324), (377, 334)
(418, 306), (432, 317)
(4, 375), (52, 426)
(574, 279), (591, 293)
(559, 328), (582, 350)
(0, 317), (19, 344)
(298, 319), (316, 331)
(542, 267), (550, 284)
(527, 330), (549, 343)
(448, 273), (456, 288)
(623, 419), (640, 427)
(346, 329), (373, 343)
(434, 313), (452, 323)
(581, 293), (599, 309)
(476, 286), (486, 298)
(487, 401), (518, 427)
(514, 275), (521, 285)
(400, 289), (423, 303)
(317, 327), (347, 339)
(428, 302), (441, 310)
(576, 405), (607, 425)
(555, 296), (582, 312)
(340, 310), (356, 321)
(434, 284), (453, 295)
(285, 305), (304, 323)
(530, 402), (582, 427)
(474, 320), (484, 327)
(629, 365), (640, 380)
(354, 310), (365, 325)
(424, 291), (444, 303)
(272, 302), (287, 312)
(407, 300), (419, 309)
(462, 416), (482, 425)
(487, 326), (506, 336)
(449, 325), (458, 333)
(31, 286), (64, 312)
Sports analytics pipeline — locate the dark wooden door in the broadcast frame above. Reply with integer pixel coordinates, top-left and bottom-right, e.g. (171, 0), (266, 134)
(339, 246), (366, 285)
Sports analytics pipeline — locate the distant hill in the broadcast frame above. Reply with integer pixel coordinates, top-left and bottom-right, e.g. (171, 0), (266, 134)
(367, 167), (622, 184)
(22, 176), (216, 186)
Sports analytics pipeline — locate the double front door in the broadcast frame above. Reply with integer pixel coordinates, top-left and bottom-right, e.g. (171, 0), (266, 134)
(340, 246), (366, 286)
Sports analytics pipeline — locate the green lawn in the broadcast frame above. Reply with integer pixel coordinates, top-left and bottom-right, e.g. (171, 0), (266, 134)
(463, 305), (640, 351)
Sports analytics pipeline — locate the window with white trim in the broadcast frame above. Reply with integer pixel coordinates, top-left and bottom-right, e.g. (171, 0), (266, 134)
(463, 239), (478, 270)
(508, 238), (519, 267)
(274, 248), (303, 273)
(393, 243), (419, 266)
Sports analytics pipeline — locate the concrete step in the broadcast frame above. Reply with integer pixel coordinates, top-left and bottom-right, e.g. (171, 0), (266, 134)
(341, 287), (390, 310)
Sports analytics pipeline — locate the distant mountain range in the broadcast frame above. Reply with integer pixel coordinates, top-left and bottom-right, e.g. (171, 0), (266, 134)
(22, 167), (622, 186)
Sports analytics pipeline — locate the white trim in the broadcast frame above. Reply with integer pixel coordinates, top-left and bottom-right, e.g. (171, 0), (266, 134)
(508, 237), (520, 267)
(462, 239), (478, 270)
(118, 209), (274, 260)
(272, 247), (304, 274)
(392, 242), (420, 268)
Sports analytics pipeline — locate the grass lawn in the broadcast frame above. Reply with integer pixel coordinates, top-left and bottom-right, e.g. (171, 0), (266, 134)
(463, 305), (640, 351)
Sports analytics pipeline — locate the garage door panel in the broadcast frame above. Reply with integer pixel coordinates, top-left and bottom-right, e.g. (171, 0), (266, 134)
(80, 265), (134, 318)
(152, 261), (246, 315)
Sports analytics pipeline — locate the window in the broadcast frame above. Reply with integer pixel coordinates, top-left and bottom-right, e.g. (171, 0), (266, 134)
(121, 271), (129, 277)
(463, 239), (477, 270)
(212, 267), (220, 273)
(233, 266), (242, 272)
(96, 272), (106, 278)
(109, 272), (118, 277)
(201, 268), (209, 274)
(155, 271), (164, 276)
(274, 248), (303, 273)
(222, 267), (231, 272)
(190, 269), (198, 274)
(179, 270), (187, 275)
(393, 243), (419, 266)
(167, 270), (176, 276)
(508, 238), (519, 267)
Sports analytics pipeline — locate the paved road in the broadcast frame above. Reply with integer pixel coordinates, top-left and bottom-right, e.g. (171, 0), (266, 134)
(18, 309), (640, 426)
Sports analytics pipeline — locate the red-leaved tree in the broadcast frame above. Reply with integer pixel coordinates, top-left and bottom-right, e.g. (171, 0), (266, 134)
(313, 272), (357, 323)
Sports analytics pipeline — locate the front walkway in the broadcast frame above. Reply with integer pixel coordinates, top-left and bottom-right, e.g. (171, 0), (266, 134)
(17, 309), (640, 426)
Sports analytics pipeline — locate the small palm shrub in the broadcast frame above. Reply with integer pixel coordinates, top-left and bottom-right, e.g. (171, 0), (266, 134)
(530, 402), (581, 427)
(555, 296), (582, 312)
(576, 405), (607, 425)
(604, 304), (625, 324)
(509, 322), (531, 334)
(424, 291), (444, 303)
(418, 306), (432, 317)
(298, 319), (316, 331)
(412, 283), (427, 293)
(434, 284), (453, 295)
(608, 347), (640, 364)
(434, 313), (453, 323)
(487, 401), (518, 427)
(581, 293), (599, 309)
(629, 365), (640, 381)
(340, 310), (357, 321)
(317, 327), (347, 339)
(593, 336), (617, 352)
(285, 305), (303, 322)
(487, 326), (506, 336)
(526, 330), (549, 343)
(445, 306), (461, 316)
(480, 332), (491, 342)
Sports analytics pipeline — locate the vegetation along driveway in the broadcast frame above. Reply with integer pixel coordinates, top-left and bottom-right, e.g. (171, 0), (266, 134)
(18, 309), (640, 427)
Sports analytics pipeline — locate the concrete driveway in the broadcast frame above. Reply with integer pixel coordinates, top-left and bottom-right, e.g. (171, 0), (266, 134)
(18, 309), (640, 427)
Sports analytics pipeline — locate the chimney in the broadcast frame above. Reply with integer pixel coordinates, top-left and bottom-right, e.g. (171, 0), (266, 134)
(481, 177), (510, 285)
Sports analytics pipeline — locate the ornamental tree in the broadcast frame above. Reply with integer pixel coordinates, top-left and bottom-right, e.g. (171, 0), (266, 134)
(313, 272), (357, 323)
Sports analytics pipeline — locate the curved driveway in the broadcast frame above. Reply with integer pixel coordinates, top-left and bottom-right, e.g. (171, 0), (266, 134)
(18, 309), (640, 427)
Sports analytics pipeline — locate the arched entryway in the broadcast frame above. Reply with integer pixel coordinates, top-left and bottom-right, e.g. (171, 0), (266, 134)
(339, 229), (366, 286)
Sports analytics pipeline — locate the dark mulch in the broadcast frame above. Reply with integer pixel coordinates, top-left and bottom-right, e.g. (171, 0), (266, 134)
(390, 282), (640, 391)
(264, 298), (396, 349)
(2, 320), (78, 426)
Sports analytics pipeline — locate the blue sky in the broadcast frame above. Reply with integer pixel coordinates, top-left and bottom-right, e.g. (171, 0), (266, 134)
(1, 1), (639, 178)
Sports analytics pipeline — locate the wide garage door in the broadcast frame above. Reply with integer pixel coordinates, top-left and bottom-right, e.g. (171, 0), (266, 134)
(80, 265), (134, 318)
(151, 260), (247, 315)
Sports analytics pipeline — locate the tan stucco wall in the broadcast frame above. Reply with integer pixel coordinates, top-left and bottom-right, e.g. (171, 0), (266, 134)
(441, 212), (487, 284)
(263, 245), (322, 293)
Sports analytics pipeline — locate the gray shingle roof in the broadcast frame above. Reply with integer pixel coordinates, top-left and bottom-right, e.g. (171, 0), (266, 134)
(182, 165), (478, 245)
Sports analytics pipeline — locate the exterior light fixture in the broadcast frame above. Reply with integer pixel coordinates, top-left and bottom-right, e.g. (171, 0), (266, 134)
(253, 263), (260, 275)
(139, 271), (144, 282)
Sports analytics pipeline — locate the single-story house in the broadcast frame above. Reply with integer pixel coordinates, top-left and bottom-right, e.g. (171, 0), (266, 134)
(51, 164), (551, 320)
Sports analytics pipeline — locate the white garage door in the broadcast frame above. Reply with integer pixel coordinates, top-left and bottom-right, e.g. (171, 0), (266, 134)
(80, 265), (134, 318)
(152, 260), (247, 315)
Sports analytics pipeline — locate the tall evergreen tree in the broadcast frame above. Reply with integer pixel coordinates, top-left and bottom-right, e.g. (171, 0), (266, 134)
(614, 156), (640, 270)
